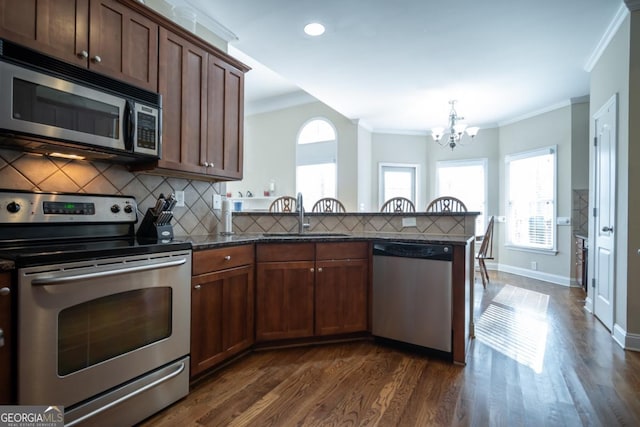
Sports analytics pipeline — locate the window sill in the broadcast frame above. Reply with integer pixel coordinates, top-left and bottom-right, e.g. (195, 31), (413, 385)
(505, 244), (558, 256)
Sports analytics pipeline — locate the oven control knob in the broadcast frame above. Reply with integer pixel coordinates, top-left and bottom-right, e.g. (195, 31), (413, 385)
(124, 205), (133, 214)
(6, 201), (20, 213)
(110, 204), (121, 214)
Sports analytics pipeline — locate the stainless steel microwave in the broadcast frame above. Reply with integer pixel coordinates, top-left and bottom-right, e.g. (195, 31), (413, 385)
(0, 39), (161, 163)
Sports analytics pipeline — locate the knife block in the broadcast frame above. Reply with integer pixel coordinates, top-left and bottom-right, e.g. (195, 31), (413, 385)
(137, 208), (174, 241)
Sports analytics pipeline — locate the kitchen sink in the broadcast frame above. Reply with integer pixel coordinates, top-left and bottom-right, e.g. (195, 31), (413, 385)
(262, 232), (350, 238)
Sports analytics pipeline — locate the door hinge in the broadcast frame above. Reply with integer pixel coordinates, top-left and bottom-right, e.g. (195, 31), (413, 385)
(592, 278), (596, 288)
(592, 207), (597, 217)
(594, 136), (598, 147)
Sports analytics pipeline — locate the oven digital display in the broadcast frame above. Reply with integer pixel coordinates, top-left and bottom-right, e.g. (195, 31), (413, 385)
(43, 201), (95, 215)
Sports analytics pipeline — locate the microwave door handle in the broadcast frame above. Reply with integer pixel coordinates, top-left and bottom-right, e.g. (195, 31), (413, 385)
(123, 100), (135, 151)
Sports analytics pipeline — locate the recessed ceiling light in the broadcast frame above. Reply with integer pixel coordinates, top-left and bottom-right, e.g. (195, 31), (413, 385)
(304, 22), (325, 36)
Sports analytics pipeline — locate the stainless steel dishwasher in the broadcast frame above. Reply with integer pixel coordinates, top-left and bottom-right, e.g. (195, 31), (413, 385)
(372, 241), (453, 352)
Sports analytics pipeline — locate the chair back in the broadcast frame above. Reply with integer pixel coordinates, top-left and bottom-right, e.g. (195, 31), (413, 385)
(380, 197), (416, 213)
(426, 196), (467, 212)
(312, 198), (346, 213)
(269, 196), (297, 213)
(477, 216), (495, 259)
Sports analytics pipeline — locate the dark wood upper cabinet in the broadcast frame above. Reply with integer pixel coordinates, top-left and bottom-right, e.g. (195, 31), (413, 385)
(0, 0), (158, 91)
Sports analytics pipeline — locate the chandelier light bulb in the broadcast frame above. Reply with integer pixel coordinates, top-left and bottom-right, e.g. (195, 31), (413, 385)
(430, 100), (479, 150)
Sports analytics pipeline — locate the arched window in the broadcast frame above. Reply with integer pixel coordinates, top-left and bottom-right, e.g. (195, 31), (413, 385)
(296, 118), (337, 210)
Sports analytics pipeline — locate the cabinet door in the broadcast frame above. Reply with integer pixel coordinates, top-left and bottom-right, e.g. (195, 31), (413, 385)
(157, 27), (208, 175)
(256, 261), (315, 342)
(207, 55), (244, 179)
(0, 0), (89, 67)
(191, 265), (254, 377)
(315, 259), (368, 336)
(0, 273), (13, 404)
(89, 0), (158, 91)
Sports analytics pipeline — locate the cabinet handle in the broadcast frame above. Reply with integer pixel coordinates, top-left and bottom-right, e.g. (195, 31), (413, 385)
(194, 285), (201, 290)
(91, 55), (102, 63)
(224, 255), (231, 261)
(318, 267), (323, 273)
(77, 50), (89, 59)
(0, 287), (9, 296)
(0, 328), (3, 347)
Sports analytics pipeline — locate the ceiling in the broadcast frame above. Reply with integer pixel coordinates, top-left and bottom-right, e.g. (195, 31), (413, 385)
(171, 0), (624, 134)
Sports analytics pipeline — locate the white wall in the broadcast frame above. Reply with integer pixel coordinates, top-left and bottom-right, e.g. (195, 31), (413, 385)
(227, 101), (359, 210)
(497, 106), (575, 283)
(370, 133), (428, 210)
(356, 123), (373, 211)
(589, 14), (631, 335)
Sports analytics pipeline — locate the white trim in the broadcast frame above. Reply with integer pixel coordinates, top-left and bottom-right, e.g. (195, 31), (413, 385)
(584, 4), (629, 72)
(498, 100), (571, 127)
(612, 324), (640, 351)
(497, 263), (571, 287)
(246, 91), (317, 116)
(378, 162), (420, 210)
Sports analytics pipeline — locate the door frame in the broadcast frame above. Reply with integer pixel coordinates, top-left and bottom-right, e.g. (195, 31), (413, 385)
(587, 93), (617, 330)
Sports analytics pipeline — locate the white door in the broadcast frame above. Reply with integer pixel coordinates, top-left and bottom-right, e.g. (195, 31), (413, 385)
(592, 94), (617, 331)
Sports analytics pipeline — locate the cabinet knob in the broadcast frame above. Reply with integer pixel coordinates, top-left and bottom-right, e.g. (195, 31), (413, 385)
(310, 267), (314, 272)
(194, 284), (201, 290)
(224, 255), (231, 261)
(318, 267), (323, 273)
(77, 50), (89, 59)
(91, 55), (102, 63)
(202, 162), (210, 167)
(0, 287), (9, 296)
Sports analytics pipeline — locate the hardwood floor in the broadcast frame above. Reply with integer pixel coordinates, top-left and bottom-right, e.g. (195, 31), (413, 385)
(140, 272), (640, 426)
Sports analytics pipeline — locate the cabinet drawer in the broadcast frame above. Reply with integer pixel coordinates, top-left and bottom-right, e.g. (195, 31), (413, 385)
(193, 244), (254, 275)
(256, 243), (315, 262)
(316, 242), (369, 260)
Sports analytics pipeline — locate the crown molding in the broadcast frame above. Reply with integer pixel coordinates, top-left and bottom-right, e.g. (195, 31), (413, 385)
(498, 100), (572, 127)
(584, 3), (628, 72)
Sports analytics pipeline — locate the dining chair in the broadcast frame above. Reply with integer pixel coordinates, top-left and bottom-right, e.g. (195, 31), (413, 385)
(380, 197), (416, 213)
(269, 196), (297, 213)
(426, 196), (468, 213)
(312, 197), (346, 213)
(476, 216), (495, 289)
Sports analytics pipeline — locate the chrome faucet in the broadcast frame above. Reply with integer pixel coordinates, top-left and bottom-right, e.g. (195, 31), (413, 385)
(297, 192), (309, 234)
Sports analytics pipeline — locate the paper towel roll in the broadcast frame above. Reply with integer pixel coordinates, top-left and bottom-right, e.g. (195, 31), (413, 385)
(220, 199), (233, 234)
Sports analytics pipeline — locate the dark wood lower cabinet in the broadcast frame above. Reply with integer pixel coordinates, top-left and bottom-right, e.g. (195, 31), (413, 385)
(315, 258), (368, 336)
(190, 264), (254, 377)
(255, 260), (315, 342)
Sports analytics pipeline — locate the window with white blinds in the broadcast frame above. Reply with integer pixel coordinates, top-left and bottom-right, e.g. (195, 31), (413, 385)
(505, 146), (557, 251)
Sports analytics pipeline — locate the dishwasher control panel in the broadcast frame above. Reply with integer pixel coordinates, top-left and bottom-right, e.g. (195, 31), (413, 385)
(372, 242), (453, 261)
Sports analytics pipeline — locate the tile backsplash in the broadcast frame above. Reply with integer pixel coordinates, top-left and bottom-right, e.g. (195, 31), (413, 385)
(572, 189), (589, 235)
(0, 149), (224, 236)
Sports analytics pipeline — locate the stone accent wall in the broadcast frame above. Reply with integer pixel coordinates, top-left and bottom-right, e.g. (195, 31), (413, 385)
(572, 189), (589, 235)
(0, 149), (224, 236)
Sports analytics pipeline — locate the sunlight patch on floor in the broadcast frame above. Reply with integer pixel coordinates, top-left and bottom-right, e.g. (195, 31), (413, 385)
(476, 285), (550, 373)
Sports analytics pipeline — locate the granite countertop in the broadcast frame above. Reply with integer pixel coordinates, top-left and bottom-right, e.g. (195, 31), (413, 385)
(184, 231), (474, 251)
(0, 232), (474, 270)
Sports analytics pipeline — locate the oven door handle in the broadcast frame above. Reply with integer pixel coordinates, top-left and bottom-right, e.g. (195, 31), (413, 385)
(31, 258), (187, 286)
(65, 360), (186, 427)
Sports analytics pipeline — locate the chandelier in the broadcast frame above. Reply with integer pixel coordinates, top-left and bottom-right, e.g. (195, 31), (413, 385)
(430, 100), (480, 150)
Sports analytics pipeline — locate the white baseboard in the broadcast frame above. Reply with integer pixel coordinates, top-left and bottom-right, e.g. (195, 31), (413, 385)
(495, 264), (572, 286)
(613, 324), (640, 351)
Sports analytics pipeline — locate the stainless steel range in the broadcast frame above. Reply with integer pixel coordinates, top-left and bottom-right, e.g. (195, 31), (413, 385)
(0, 190), (191, 427)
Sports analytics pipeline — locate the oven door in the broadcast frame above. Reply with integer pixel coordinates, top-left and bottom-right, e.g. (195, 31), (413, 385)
(0, 60), (130, 152)
(17, 249), (191, 407)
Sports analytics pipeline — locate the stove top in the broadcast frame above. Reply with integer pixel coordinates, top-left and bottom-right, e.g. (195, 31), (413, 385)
(0, 190), (191, 267)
